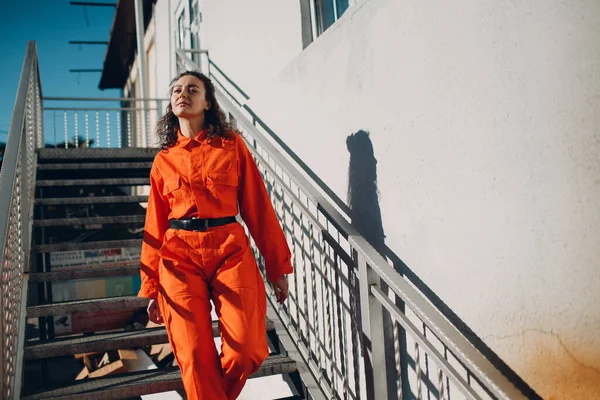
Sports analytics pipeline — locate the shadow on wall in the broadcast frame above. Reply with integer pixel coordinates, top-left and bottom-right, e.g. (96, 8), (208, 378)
(346, 130), (385, 253)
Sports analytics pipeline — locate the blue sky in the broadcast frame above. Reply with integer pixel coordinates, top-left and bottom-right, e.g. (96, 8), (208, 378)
(0, 0), (121, 143)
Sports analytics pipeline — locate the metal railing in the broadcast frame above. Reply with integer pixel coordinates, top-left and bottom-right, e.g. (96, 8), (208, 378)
(42, 97), (166, 148)
(0, 41), (42, 399)
(176, 49), (535, 400)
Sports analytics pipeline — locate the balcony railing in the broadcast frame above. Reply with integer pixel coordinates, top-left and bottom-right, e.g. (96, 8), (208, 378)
(42, 97), (166, 148)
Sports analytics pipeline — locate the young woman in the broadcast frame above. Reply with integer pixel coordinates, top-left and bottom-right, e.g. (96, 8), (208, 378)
(138, 71), (293, 400)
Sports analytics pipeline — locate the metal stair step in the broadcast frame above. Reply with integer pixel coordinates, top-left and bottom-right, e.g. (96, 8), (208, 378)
(37, 162), (153, 170)
(27, 296), (147, 318)
(21, 354), (296, 399)
(35, 195), (148, 206)
(24, 327), (169, 361)
(33, 215), (146, 228)
(33, 239), (142, 253)
(29, 264), (139, 282)
(24, 320), (275, 360)
(37, 148), (160, 161)
(36, 178), (150, 187)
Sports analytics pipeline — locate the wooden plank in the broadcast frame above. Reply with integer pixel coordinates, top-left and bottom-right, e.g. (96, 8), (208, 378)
(117, 349), (138, 360)
(75, 366), (90, 380)
(88, 359), (127, 378)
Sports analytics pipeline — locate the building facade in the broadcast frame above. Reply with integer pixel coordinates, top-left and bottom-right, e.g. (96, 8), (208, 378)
(100, 1), (600, 399)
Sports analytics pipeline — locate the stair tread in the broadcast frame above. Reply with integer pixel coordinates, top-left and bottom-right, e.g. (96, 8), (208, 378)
(33, 215), (146, 228)
(26, 295), (147, 318)
(37, 148), (160, 160)
(38, 162), (153, 170)
(21, 354), (296, 399)
(36, 178), (150, 187)
(24, 327), (169, 360)
(33, 239), (142, 253)
(29, 264), (139, 282)
(24, 320), (275, 360)
(35, 196), (148, 206)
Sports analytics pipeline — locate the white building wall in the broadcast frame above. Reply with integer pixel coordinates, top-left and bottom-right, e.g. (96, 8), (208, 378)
(153, 0), (175, 103)
(126, 0), (600, 398)
(197, 0), (304, 97)
(246, 0), (600, 398)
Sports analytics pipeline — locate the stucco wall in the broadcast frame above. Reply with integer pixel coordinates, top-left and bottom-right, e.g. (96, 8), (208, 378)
(153, 0), (175, 99)
(198, 0), (304, 97)
(244, 0), (600, 398)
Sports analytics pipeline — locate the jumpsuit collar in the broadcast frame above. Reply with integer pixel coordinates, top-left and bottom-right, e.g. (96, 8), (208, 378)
(177, 129), (208, 149)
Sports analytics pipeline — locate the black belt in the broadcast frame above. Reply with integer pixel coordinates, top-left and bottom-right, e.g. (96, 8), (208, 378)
(169, 216), (237, 231)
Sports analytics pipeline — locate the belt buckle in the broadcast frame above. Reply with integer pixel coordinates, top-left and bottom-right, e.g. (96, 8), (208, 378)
(191, 217), (209, 232)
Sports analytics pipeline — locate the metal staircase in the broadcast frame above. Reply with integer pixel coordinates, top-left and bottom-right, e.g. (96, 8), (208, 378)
(19, 147), (300, 399)
(0, 41), (542, 399)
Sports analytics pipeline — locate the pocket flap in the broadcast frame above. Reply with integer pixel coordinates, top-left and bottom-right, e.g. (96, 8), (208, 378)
(162, 175), (181, 196)
(208, 171), (238, 187)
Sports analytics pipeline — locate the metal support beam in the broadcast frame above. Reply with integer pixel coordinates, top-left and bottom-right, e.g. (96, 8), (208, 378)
(134, 0), (149, 147)
(355, 248), (388, 400)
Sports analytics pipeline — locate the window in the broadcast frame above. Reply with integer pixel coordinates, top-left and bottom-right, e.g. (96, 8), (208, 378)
(302, 0), (350, 46)
(177, 11), (186, 49)
(189, 0), (201, 59)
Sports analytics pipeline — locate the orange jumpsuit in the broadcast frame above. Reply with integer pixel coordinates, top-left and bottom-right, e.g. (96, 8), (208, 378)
(138, 130), (293, 400)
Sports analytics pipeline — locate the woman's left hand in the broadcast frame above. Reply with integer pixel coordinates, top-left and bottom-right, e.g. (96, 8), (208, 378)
(271, 275), (289, 304)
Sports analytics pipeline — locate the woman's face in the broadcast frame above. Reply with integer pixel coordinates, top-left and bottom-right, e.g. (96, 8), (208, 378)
(170, 75), (210, 119)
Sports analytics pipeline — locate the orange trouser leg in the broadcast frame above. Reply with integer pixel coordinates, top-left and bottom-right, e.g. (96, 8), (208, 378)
(212, 230), (269, 400)
(157, 229), (226, 400)
(157, 225), (268, 400)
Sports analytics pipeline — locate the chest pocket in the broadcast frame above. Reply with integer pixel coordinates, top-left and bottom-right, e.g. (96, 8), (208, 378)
(162, 175), (186, 215)
(162, 175), (181, 196)
(207, 137), (238, 173)
(205, 170), (238, 200)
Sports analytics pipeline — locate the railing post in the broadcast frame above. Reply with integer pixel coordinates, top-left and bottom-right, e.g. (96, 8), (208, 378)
(354, 244), (388, 400)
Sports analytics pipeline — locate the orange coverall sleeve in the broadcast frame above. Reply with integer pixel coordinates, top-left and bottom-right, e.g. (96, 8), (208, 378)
(138, 167), (169, 299)
(237, 137), (293, 283)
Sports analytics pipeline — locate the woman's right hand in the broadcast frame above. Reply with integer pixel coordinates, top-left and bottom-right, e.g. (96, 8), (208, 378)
(147, 298), (164, 325)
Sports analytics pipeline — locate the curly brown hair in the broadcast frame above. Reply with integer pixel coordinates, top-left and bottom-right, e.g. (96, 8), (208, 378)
(156, 70), (237, 149)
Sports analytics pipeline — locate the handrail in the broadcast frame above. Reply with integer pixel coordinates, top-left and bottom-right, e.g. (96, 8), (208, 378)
(175, 49), (536, 400)
(351, 234), (526, 400)
(0, 40), (40, 399)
